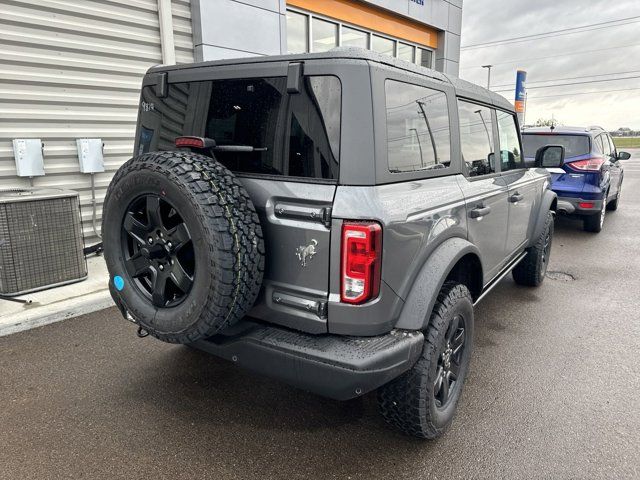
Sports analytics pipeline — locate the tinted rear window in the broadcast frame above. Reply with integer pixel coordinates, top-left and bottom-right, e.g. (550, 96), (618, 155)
(137, 76), (341, 181)
(206, 78), (286, 175)
(522, 134), (590, 159)
(207, 76), (341, 180)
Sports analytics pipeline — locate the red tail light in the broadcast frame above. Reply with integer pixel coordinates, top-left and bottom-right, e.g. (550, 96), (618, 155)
(567, 157), (605, 172)
(175, 136), (216, 149)
(341, 222), (382, 304)
(175, 136), (205, 148)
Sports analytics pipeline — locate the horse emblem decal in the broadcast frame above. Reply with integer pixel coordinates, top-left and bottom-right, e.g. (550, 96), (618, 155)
(296, 239), (318, 267)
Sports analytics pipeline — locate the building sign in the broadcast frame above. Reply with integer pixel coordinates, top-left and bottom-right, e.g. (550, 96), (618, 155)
(514, 70), (527, 124)
(410, 0), (425, 5)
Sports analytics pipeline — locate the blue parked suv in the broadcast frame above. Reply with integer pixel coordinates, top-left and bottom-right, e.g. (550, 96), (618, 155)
(522, 126), (631, 232)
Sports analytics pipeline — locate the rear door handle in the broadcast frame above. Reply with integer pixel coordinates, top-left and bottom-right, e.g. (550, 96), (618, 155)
(509, 193), (524, 203)
(470, 205), (491, 218)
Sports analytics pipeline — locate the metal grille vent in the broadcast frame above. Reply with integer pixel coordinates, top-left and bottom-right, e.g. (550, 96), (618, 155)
(0, 189), (87, 296)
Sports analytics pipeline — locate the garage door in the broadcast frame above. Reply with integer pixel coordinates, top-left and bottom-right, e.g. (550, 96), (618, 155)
(0, 0), (194, 244)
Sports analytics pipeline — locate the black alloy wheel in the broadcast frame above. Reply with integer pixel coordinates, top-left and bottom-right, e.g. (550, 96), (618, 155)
(121, 194), (195, 308)
(103, 151), (264, 343)
(541, 229), (551, 275)
(377, 282), (474, 439)
(434, 313), (466, 408)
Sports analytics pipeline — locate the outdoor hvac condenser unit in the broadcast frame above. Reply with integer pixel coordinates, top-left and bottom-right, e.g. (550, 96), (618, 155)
(0, 188), (87, 296)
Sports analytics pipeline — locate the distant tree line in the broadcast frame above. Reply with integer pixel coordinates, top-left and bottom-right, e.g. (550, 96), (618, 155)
(524, 120), (638, 137)
(610, 127), (640, 137)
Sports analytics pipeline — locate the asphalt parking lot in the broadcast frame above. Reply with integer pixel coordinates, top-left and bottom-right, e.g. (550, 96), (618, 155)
(1, 150), (639, 480)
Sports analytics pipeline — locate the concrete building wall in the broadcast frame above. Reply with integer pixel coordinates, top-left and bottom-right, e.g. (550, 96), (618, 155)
(191, 0), (287, 61)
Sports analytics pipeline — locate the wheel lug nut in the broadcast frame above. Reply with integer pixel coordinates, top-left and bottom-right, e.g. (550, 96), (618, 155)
(168, 242), (173, 248)
(159, 264), (164, 271)
(147, 237), (153, 244)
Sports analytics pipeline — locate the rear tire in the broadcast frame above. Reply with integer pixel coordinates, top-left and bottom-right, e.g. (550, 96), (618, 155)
(102, 151), (264, 344)
(377, 282), (474, 439)
(607, 186), (620, 211)
(512, 210), (554, 286)
(583, 198), (606, 233)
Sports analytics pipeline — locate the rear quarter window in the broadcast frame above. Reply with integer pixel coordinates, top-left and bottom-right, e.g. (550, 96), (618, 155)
(384, 80), (451, 173)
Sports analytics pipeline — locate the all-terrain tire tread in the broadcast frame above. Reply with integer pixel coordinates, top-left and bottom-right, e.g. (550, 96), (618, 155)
(512, 211), (553, 287)
(377, 282), (472, 439)
(103, 151), (264, 343)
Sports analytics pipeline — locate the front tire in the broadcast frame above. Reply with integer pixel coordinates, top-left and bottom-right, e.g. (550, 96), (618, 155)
(512, 210), (554, 286)
(377, 282), (474, 439)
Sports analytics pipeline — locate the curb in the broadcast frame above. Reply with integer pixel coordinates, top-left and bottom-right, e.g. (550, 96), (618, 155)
(0, 289), (114, 337)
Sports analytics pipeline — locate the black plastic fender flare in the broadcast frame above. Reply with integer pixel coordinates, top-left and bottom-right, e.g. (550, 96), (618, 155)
(528, 189), (557, 248)
(394, 237), (482, 331)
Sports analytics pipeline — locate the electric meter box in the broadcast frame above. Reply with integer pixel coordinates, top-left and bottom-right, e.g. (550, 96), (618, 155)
(76, 138), (105, 173)
(12, 139), (45, 177)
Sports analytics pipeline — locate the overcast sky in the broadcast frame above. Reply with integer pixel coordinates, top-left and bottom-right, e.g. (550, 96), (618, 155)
(459, 0), (640, 130)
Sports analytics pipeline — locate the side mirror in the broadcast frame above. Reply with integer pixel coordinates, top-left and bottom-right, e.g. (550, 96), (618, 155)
(617, 151), (631, 160)
(535, 144), (565, 168)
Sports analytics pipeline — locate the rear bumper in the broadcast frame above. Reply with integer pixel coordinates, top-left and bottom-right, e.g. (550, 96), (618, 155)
(556, 196), (603, 215)
(192, 321), (424, 400)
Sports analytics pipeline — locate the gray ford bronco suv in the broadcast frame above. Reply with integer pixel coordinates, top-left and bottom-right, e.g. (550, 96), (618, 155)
(103, 49), (562, 439)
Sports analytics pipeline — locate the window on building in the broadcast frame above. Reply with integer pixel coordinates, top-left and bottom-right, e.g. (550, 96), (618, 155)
(416, 48), (433, 68)
(496, 110), (524, 171)
(458, 101), (495, 176)
(286, 11), (308, 54)
(385, 80), (451, 173)
(312, 18), (338, 52)
(285, 9), (435, 69)
(341, 26), (368, 48)
(397, 43), (415, 62)
(371, 35), (395, 57)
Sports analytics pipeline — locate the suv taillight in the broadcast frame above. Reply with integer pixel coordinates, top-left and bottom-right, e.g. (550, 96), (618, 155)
(341, 222), (382, 304)
(567, 157), (605, 172)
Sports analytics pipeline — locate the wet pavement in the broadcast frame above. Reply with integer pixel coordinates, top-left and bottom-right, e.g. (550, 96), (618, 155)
(1, 151), (639, 479)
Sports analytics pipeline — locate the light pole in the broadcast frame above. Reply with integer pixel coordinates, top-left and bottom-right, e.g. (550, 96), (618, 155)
(482, 64), (492, 90)
(409, 128), (423, 168)
(474, 109), (492, 147)
(416, 100), (439, 166)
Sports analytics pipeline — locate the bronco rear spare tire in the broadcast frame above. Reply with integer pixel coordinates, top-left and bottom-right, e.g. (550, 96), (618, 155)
(102, 151), (264, 344)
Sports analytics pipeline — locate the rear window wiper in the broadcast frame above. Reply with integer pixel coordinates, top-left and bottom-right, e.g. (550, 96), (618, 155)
(213, 145), (267, 153)
(175, 136), (267, 153)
